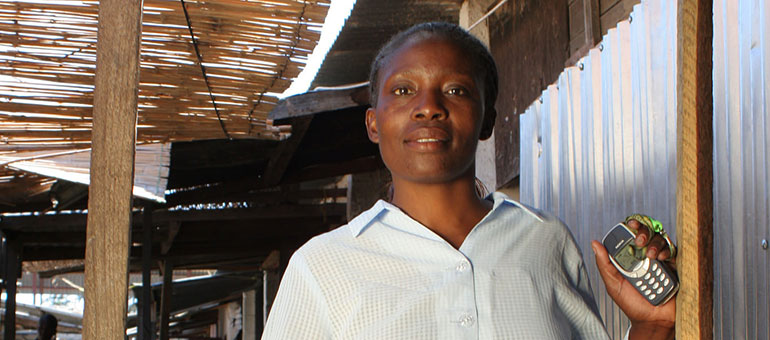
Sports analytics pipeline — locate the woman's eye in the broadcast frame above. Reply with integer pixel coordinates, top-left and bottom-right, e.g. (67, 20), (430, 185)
(446, 87), (467, 96)
(393, 87), (412, 96)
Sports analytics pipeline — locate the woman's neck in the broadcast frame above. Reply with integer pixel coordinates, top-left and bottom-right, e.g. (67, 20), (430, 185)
(390, 177), (492, 248)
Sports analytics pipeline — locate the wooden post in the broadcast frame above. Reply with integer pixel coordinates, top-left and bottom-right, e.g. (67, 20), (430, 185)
(82, 0), (143, 339)
(139, 207), (155, 340)
(675, 0), (713, 339)
(582, 0), (601, 48)
(242, 289), (259, 340)
(159, 260), (173, 340)
(260, 250), (281, 325)
(2, 237), (19, 340)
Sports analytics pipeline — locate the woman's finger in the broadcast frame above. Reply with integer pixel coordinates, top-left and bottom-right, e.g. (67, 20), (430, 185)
(627, 219), (652, 247)
(646, 234), (668, 259)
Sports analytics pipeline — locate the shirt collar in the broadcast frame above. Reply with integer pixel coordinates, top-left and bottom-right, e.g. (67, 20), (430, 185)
(346, 192), (543, 237)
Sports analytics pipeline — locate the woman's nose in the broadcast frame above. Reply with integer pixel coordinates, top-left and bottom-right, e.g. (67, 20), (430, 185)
(411, 90), (447, 120)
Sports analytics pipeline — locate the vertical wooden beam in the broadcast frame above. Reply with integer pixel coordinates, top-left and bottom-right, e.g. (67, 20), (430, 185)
(139, 207), (154, 340)
(583, 0), (601, 46)
(159, 260), (173, 340)
(82, 0), (143, 339)
(260, 250), (281, 325)
(242, 289), (258, 340)
(2, 237), (19, 340)
(0, 231), (5, 311)
(675, 0), (713, 339)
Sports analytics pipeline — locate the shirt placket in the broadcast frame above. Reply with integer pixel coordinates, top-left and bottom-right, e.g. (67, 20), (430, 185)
(441, 253), (479, 339)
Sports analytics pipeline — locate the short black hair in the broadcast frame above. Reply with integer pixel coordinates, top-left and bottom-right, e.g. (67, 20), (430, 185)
(368, 22), (498, 139)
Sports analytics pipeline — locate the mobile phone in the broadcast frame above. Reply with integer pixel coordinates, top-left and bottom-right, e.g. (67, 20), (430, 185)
(601, 223), (679, 306)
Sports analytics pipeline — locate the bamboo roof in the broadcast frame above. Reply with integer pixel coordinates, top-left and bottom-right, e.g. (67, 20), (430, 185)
(0, 0), (331, 153)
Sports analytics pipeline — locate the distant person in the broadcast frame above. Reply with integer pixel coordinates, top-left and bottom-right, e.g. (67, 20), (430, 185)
(36, 313), (57, 340)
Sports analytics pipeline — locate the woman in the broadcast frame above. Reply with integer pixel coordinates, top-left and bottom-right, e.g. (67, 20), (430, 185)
(263, 22), (675, 340)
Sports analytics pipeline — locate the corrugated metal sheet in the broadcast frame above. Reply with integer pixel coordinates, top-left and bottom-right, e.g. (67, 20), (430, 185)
(713, 0), (770, 338)
(519, 1), (677, 338)
(311, 0), (463, 87)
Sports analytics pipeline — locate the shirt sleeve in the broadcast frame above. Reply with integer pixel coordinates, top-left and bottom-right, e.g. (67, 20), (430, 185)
(261, 250), (333, 340)
(557, 223), (612, 340)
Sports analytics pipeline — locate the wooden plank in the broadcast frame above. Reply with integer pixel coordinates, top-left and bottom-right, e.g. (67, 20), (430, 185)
(139, 207), (154, 340)
(166, 186), (347, 206)
(268, 83), (370, 123)
(599, 0), (640, 36)
(159, 260), (173, 340)
(599, 0), (622, 14)
(159, 203), (347, 222)
(160, 221), (180, 255)
(2, 238), (20, 340)
(0, 202), (348, 232)
(82, 0), (143, 339)
(566, 0), (601, 65)
(568, 0), (587, 56)
(488, 0), (570, 186)
(675, 0), (714, 339)
(261, 116), (313, 186)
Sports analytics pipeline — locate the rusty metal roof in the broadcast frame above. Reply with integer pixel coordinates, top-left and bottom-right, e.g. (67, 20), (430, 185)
(311, 0), (463, 87)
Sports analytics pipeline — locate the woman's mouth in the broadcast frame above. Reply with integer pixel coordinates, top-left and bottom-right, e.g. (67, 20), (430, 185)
(404, 128), (450, 151)
(415, 138), (443, 143)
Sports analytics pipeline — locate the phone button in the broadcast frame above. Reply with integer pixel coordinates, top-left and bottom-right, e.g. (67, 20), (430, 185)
(644, 289), (652, 296)
(635, 280), (643, 286)
(644, 273), (652, 280)
(652, 263), (658, 271)
(656, 268), (662, 276)
(652, 282), (660, 289)
(649, 293), (657, 300)
(640, 285), (648, 291)
(648, 278), (655, 285)
(664, 278), (670, 286)
(657, 287), (664, 294)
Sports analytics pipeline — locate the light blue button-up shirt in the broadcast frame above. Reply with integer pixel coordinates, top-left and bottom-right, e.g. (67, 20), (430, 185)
(263, 192), (611, 339)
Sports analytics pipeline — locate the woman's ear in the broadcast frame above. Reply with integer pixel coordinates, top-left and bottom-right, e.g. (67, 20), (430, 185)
(479, 107), (496, 140)
(365, 107), (380, 143)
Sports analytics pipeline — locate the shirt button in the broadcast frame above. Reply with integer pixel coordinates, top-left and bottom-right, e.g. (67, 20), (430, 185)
(459, 314), (475, 327)
(456, 260), (469, 272)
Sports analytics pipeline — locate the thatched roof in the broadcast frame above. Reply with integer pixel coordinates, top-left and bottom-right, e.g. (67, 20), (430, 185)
(0, 0), (330, 152)
(0, 0), (332, 208)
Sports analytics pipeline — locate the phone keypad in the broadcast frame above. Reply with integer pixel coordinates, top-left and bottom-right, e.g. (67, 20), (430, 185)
(633, 260), (678, 306)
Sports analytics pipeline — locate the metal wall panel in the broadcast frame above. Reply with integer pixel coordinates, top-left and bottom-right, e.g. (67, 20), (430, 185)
(519, 1), (677, 338)
(714, 0), (770, 338)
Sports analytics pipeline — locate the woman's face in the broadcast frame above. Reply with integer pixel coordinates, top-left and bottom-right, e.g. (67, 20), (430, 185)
(366, 35), (486, 185)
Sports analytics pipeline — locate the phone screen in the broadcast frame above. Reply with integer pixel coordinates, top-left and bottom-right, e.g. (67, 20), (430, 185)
(614, 242), (643, 271)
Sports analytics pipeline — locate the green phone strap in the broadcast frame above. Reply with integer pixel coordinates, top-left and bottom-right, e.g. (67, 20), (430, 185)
(625, 213), (677, 258)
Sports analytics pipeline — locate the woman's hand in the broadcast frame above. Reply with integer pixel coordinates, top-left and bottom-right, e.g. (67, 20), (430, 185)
(591, 219), (676, 340)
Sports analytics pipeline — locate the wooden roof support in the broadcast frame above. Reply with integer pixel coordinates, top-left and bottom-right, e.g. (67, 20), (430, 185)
(82, 0), (143, 339)
(262, 116), (313, 187)
(2, 235), (20, 340)
(139, 207), (154, 340)
(159, 260), (174, 340)
(675, 0), (713, 339)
